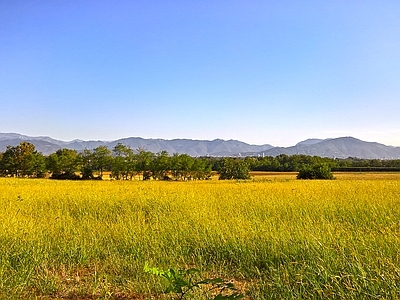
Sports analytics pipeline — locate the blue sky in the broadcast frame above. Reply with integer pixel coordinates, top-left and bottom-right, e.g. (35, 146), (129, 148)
(1, 1), (399, 146)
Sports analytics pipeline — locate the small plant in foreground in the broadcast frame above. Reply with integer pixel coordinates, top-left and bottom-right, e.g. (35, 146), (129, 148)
(144, 262), (244, 299)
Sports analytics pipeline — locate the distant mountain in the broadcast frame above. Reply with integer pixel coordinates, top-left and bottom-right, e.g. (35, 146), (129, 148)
(0, 133), (273, 157)
(0, 133), (65, 145)
(1, 133), (399, 159)
(257, 137), (400, 159)
(295, 139), (325, 146)
(105, 137), (274, 157)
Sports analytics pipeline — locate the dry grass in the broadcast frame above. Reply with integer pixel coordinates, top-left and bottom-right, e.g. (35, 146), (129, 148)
(0, 176), (399, 299)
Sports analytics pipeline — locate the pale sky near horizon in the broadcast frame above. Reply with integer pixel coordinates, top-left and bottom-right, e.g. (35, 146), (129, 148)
(1, 1), (399, 147)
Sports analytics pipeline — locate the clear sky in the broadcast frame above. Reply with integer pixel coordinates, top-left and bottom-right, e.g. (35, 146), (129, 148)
(1, 1), (399, 146)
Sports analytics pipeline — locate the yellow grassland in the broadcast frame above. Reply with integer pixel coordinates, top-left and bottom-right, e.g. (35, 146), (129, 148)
(0, 175), (399, 299)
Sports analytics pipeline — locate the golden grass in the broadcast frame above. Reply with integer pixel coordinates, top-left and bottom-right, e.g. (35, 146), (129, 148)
(0, 176), (399, 299)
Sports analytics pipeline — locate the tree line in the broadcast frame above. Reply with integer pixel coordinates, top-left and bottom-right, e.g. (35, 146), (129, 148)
(243, 154), (400, 172)
(1, 142), (400, 180)
(0, 142), (214, 180)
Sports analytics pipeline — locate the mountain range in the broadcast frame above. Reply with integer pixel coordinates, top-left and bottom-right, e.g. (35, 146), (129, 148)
(1, 133), (400, 159)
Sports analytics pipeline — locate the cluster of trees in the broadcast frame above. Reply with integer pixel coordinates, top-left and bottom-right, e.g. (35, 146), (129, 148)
(1, 142), (400, 180)
(243, 154), (400, 172)
(0, 142), (213, 180)
(0, 142), (46, 178)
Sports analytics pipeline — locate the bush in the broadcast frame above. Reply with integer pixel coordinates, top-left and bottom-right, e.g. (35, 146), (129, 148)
(50, 172), (81, 180)
(218, 158), (250, 180)
(297, 164), (334, 180)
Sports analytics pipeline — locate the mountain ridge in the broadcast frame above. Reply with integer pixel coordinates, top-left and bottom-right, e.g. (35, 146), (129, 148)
(1, 133), (400, 159)
(256, 137), (400, 159)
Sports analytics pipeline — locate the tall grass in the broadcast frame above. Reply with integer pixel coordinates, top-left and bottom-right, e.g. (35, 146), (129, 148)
(0, 177), (399, 299)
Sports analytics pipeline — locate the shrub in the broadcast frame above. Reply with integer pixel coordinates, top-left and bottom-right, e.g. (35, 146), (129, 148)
(144, 263), (244, 299)
(218, 158), (250, 180)
(297, 163), (334, 180)
(50, 172), (81, 180)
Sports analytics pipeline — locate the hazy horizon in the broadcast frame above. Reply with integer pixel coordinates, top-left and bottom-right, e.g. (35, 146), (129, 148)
(2, 131), (399, 148)
(1, 1), (399, 147)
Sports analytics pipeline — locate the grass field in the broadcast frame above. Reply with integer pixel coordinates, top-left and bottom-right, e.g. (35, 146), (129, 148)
(0, 174), (399, 299)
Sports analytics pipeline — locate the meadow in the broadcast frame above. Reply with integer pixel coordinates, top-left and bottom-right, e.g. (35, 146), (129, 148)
(0, 174), (399, 299)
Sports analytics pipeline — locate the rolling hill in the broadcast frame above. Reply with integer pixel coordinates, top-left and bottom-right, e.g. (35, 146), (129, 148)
(1, 133), (400, 159)
(0, 133), (273, 157)
(256, 137), (400, 159)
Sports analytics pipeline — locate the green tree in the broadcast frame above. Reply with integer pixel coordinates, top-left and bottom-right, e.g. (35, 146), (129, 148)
(178, 154), (194, 180)
(111, 143), (136, 180)
(218, 158), (250, 180)
(46, 153), (60, 175)
(151, 150), (171, 180)
(0, 142), (44, 177)
(15, 142), (36, 176)
(191, 157), (212, 180)
(170, 153), (181, 180)
(29, 152), (46, 178)
(1, 145), (18, 176)
(47, 149), (79, 179)
(137, 149), (154, 180)
(92, 145), (112, 178)
(297, 163), (334, 180)
(79, 149), (94, 179)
